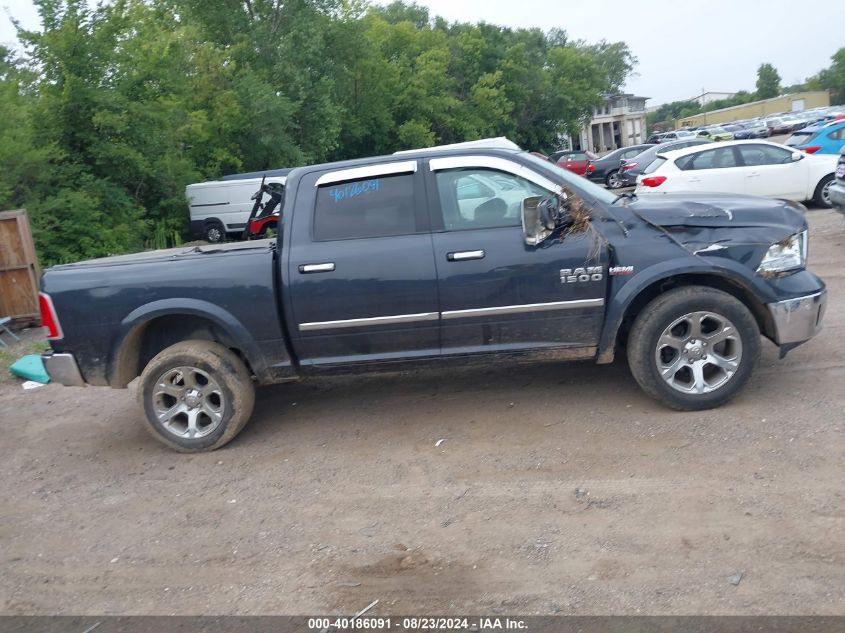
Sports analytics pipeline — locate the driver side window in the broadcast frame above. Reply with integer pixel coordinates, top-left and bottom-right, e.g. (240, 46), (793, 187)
(435, 168), (550, 231)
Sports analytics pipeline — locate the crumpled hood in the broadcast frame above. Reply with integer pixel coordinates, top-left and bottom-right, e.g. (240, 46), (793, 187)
(627, 192), (806, 234)
(617, 192), (808, 264)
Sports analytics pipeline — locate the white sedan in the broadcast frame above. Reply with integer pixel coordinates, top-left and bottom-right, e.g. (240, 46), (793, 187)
(634, 140), (836, 207)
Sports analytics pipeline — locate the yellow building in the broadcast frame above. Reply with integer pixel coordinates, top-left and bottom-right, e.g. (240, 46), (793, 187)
(678, 92), (830, 128)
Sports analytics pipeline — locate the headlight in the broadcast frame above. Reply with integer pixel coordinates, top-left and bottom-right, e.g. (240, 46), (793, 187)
(757, 230), (808, 274)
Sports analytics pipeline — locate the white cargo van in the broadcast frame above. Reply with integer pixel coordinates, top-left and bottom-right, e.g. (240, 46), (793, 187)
(186, 168), (291, 242)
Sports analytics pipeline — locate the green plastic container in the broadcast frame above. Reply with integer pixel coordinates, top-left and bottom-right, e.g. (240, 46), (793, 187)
(9, 354), (51, 384)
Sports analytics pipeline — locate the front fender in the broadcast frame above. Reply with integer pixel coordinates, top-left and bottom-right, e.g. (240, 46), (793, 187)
(597, 256), (771, 363)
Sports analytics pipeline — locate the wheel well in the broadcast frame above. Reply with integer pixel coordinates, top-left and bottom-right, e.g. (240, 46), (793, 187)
(616, 274), (775, 350)
(112, 314), (252, 387)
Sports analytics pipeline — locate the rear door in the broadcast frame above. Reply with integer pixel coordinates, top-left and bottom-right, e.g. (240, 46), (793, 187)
(736, 143), (805, 200)
(674, 146), (746, 194)
(286, 161), (440, 366)
(426, 155), (608, 356)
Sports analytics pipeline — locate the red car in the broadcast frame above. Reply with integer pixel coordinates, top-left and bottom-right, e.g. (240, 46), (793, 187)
(552, 150), (597, 176)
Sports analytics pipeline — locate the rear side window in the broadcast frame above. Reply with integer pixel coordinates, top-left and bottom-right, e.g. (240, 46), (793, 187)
(643, 157), (666, 174)
(314, 174), (417, 240)
(828, 128), (845, 140)
(675, 147), (738, 170)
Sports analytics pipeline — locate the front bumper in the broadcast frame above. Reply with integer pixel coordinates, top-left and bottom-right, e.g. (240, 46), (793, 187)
(829, 181), (845, 215)
(767, 289), (827, 347)
(42, 351), (87, 387)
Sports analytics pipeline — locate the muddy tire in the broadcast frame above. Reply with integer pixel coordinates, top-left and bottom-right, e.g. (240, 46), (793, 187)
(138, 340), (255, 452)
(627, 287), (760, 411)
(813, 174), (834, 208)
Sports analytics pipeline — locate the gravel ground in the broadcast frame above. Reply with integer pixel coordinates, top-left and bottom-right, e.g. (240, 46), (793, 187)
(0, 207), (843, 616)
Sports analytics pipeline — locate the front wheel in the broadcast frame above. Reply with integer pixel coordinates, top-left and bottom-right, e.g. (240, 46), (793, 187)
(814, 174), (834, 208)
(138, 340), (255, 452)
(627, 287), (760, 410)
(204, 221), (225, 243)
(606, 170), (621, 189)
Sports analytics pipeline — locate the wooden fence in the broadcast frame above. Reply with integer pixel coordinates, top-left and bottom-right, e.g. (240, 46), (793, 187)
(0, 209), (41, 327)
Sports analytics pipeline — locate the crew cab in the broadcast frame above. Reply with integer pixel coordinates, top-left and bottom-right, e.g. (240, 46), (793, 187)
(40, 138), (828, 452)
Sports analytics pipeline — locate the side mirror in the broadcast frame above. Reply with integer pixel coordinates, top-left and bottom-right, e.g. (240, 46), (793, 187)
(521, 194), (572, 245)
(791, 151), (804, 162)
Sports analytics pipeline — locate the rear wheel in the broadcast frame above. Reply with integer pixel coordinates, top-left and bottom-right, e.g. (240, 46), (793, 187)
(627, 287), (760, 410)
(606, 170), (621, 189)
(138, 340), (255, 452)
(814, 174), (834, 208)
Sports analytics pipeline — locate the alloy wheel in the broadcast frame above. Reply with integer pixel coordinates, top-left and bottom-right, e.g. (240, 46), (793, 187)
(654, 311), (743, 394)
(152, 366), (225, 439)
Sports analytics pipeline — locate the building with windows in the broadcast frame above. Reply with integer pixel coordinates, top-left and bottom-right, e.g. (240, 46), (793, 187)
(570, 94), (649, 153)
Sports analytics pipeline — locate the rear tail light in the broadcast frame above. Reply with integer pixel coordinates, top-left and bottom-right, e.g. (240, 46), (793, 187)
(801, 146), (821, 154)
(587, 164), (595, 172)
(641, 176), (667, 188)
(622, 162), (637, 171)
(39, 292), (64, 340)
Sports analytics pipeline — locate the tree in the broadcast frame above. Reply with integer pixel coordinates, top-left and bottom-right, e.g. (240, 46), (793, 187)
(1, 0), (638, 265)
(810, 47), (845, 104)
(756, 63), (781, 99)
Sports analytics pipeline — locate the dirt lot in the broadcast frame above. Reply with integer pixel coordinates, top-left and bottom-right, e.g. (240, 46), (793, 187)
(1, 208), (843, 617)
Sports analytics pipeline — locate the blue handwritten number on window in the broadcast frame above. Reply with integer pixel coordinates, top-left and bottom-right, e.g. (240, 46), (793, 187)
(329, 179), (380, 203)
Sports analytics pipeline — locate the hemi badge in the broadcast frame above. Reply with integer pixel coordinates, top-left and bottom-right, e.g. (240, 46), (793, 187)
(609, 266), (634, 276)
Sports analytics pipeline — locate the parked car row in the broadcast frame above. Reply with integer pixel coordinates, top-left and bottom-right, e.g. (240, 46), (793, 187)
(550, 133), (839, 209)
(649, 106), (845, 145)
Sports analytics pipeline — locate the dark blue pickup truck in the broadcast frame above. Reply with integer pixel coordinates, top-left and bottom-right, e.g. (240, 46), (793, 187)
(40, 138), (827, 451)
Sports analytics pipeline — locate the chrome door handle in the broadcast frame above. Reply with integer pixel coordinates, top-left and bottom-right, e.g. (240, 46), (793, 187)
(299, 262), (335, 273)
(447, 250), (485, 261)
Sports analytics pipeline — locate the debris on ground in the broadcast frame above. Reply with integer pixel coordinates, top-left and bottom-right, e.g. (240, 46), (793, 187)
(435, 438), (446, 447)
(727, 571), (744, 586)
(355, 599), (378, 617)
(575, 487), (589, 500)
(9, 354), (50, 384)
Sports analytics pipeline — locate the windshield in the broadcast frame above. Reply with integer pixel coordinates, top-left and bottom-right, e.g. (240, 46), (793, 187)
(520, 151), (617, 205)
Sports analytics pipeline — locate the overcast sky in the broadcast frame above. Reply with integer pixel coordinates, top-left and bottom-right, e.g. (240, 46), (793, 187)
(1, 0), (839, 106)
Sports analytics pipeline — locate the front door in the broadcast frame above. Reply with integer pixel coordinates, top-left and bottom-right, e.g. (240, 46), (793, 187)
(287, 161), (440, 366)
(675, 145), (746, 195)
(736, 143), (806, 200)
(426, 156), (608, 356)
